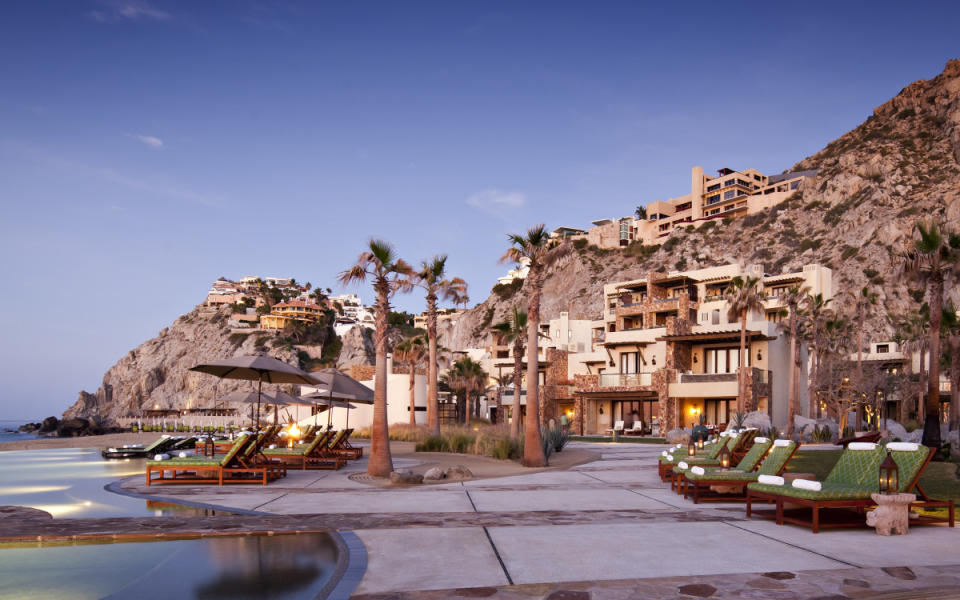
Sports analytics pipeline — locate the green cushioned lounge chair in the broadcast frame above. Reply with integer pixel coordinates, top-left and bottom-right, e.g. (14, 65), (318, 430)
(676, 436), (774, 497)
(263, 430), (345, 470)
(145, 433), (274, 486)
(658, 436), (729, 481)
(666, 434), (744, 488)
(745, 442), (953, 533)
(680, 439), (795, 503)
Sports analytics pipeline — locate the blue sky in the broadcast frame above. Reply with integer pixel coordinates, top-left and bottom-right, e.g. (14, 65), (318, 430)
(1, 1), (959, 420)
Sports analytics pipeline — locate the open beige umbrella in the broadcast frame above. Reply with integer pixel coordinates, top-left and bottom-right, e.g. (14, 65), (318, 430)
(190, 355), (319, 429)
(305, 368), (374, 430)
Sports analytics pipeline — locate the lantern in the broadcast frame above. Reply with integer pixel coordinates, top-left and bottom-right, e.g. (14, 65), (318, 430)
(696, 438), (705, 451)
(717, 444), (732, 469)
(878, 450), (899, 494)
(688, 439), (696, 456)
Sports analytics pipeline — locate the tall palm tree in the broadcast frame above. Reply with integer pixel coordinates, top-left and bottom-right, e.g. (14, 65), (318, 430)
(395, 336), (427, 426)
(415, 255), (468, 436)
(491, 307), (528, 439)
(893, 312), (930, 424)
(444, 357), (487, 424)
(900, 220), (960, 447)
(339, 239), (414, 477)
(502, 224), (571, 467)
(724, 275), (765, 414)
(849, 285), (879, 384)
(802, 293), (833, 418)
(492, 372), (514, 426)
(776, 284), (810, 434)
(942, 303), (960, 431)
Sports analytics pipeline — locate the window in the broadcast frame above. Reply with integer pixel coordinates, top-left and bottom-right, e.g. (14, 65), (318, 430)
(876, 344), (890, 353)
(707, 183), (720, 192)
(790, 180), (800, 190)
(620, 352), (639, 374)
(705, 347), (749, 374)
(706, 194), (720, 205)
(723, 190), (736, 200)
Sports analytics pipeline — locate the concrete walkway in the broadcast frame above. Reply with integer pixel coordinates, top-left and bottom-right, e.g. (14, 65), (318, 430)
(123, 442), (960, 598)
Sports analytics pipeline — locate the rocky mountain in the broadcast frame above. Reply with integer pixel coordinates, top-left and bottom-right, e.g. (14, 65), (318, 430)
(442, 59), (960, 351)
(63, 305), (331, 422)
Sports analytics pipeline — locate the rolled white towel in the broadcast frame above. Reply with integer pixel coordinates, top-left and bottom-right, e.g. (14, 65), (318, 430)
(792, 479), (822, 491)
(665, 455), (674, 462)
(886, 442), (919, 452)
(690, 466), (705, 476)
(848, 442), (877, 451)
(757, 474), (784, 486)
(661, 450), (668, 457)
(677, 461), (689, 470)
(773, 439), (792, 447)
(107, 447), (117, 452)
(161, 434), (171, 439)
(675, 444), (682, 449)
(268, 444), (278, 449)
(153, 453), (168, 461)
(178, 451), (189, 458)
(753, 437), (769, 444)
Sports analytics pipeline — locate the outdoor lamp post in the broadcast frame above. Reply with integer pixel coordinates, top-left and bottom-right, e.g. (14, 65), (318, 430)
(878, 451), (899, 494)
(718, 444), (732, 469)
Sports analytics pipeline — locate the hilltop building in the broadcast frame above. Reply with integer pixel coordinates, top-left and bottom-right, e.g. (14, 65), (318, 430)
(558, 166), (817, 249)
(260, 300), (325, 330)
(413, 308), (465, 331)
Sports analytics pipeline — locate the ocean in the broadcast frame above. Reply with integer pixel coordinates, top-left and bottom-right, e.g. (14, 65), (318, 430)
(0, 420), (42, 444)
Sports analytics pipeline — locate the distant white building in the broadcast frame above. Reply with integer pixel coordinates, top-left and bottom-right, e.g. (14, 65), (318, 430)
(497, 257), (531, 285)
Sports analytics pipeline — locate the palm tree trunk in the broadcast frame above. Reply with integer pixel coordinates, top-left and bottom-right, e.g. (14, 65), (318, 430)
(368, 284), (394, 478)
(511, 338), (523, 440)
(950, 344), (959, 431)
(523, 271), (547, 467)
(409, 365), (416, 426)
(809, 348), (818, 419)
(787, 309), (797, 434)
(738, 311), (747, 415)
(924, 276), (944, 448)
(464, 383), (473, 424)
(426, 296), (440, 435)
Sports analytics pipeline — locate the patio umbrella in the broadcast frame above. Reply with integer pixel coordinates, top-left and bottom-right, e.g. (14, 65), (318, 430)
(307, 368), (374, 430)
(190, 355), (319, 429)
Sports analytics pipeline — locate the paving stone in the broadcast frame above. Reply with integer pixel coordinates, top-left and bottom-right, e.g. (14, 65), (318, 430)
(746, 578), (787, 590)
(881, 567), (917, 581)
(545, 591), (589, 600)
(841, 579), (870, 588)
(761, 572), (796, 580)
(677, 583), (717, 597)
(454, 587), (499, 597)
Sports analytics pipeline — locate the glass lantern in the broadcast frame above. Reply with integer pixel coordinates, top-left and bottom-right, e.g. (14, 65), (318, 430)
(878, 450), (899, 494)
(688, 439), (696, 456)
(717, 445), (732, 469)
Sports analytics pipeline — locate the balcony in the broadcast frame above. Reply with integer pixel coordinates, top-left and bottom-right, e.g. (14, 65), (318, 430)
(604, 328), (663, 345)
(679, 372), (737, 383)
(598, 373), (653, 387)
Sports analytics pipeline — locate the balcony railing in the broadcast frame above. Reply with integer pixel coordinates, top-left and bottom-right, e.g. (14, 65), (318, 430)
(598, 373), (653, 387)
(680, 372), (737, 383)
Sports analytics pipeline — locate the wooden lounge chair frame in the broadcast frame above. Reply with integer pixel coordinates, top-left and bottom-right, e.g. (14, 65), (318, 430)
(746, 445), (955, 533)
(667, 433), (749, 489)
(329, 428), (363, 459)
(680, 441), (797, 503)
(262, 430), (346, 470)
(145, 434), (271, 486)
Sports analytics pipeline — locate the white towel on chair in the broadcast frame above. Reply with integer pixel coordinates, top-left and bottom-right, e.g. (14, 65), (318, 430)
(773, 439), (791, 447)
(757, 474), (784, 486)
(665, 455), (674, 462)
(677, 461), (689, 470)
(792, 479), (822, 491)
(661, 450), (668, 457)
(753, 436), (769, 444)
(848, 442), (877, 451)
(690, 466), (705, 476)
(153, 454), (169, 461)
(887, 442), (920, 452)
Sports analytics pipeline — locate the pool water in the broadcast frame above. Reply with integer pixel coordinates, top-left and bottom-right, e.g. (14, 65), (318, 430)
(0, 448), (222, 518)
(0, 533), (339, 599)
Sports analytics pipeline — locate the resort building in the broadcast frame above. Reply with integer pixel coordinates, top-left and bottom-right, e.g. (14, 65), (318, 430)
(569, 262), (832, 435)
(851, 341), (954, 423)
(576, 166), (818, 249)
(413, 308), (465, 331)
(260, 300), (325, 330)
(497, 257), (531, 285)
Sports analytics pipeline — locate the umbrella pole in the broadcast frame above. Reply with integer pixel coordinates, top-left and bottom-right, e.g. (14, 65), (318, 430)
(345, 405), (349, 430)
(256, 377), (262, 431)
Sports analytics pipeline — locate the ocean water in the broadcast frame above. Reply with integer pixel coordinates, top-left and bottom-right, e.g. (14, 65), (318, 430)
(0, 420), (40, 444)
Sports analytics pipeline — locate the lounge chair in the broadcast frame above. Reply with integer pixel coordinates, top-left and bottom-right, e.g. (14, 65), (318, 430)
(678, 438), (794, 503)
(102, 435), (178, 459)
(746, 441), (955, 533)
(264, 430), (346, 470)
(674, 435), (774, 496)
(658, 436), (727, 481)
(666, 433), (749, 488)
(145, 434), (271, 486)
(328, 428), (363, 459)
(623, 421), (644, 436)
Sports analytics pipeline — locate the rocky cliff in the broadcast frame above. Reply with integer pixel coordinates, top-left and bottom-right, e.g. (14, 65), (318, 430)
(441, 59), (960, 351)
(63, 306), (329, 422)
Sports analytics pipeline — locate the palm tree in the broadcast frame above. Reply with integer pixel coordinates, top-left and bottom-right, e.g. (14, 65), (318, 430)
(849, 285), (879, 384)
(635, 205), (647, 220)
(444, 357), (487, 424)
(491, 307), (528, 439)
(900, 220), (960, 447)
(802, 293), (833, 418)
(394, 336), (427, 426)
(942, 302), (960, 431)
(893, 312), (930, 424)
(776, 284), (810, 434)
(415, 255), (468, 436)
(724, 275), (765, 414)
(492, 372), (513, 426)
(339, 239), (414, 477)
(502, 224), (571, 467)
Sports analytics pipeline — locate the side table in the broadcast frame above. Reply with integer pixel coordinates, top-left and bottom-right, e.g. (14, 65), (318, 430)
(868, 493), (917, 535)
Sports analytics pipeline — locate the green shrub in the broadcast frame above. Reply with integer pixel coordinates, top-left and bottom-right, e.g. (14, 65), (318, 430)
(447, 432), (475, 453)
(415, 435), (449, 452)
(903, 420), (920, 433)
(812, 424), (832, 443)
(573, 238), (588, 250)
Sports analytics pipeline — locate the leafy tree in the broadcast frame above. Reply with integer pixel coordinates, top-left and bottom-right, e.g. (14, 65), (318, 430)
(339, 239), (414, 477)
(443, 357), (487, 424)
(502, 224), (571, 467)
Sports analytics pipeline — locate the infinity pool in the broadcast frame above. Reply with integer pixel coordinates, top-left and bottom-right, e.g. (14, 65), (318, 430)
(0, 533), (339, 599)
(0, 448), (223, 518)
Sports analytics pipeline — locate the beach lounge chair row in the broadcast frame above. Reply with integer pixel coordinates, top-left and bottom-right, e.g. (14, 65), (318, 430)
(146, 429), (284, 486)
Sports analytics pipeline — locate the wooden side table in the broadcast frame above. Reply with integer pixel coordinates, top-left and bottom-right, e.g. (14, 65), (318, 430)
(868, 493), (917, 535)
